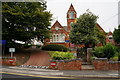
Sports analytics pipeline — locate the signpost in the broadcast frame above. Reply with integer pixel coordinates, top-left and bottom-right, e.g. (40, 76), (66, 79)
(0, 40), (6, 44)
(0, 40), (6, 56)
(9, 59), (15, 63)
(50, 62), (57, 67)
(9, 48), (15, 57)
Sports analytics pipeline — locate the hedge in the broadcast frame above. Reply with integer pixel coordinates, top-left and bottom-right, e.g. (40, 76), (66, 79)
(42, 44), (69, 52)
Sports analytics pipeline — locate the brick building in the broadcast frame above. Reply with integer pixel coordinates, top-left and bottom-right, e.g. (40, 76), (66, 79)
(45, 4), (114, 48)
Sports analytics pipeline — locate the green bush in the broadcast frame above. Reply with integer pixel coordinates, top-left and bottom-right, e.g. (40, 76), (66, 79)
(49, 51), (75, 60)
(93, 43), (117, 59)
(110, 51), (120, 61)
(24, 44), (32, 48)
(36, 45), (41, 48)
(110, 56), (118, 61)
(42, 44), (69, 52)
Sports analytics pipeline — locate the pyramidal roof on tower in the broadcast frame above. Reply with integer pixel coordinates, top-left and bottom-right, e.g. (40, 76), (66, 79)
(67, 3), (77, 13)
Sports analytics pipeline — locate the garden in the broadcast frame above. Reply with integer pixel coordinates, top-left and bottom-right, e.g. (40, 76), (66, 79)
(41, 44), (76, 60)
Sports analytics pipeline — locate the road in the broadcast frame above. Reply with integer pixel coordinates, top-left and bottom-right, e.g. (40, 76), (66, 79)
(1, 66), (119, 80)
(1, 73), (118, 80)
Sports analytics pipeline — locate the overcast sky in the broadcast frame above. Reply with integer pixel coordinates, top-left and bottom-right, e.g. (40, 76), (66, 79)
(46, 0), (120, 32)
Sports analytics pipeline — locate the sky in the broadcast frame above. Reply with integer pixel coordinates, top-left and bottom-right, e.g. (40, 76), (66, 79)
(46, 0), (120, 32)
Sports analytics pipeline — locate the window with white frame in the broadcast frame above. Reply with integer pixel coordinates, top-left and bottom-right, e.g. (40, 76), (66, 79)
(50, 33), (65, 42)
(108, 35), (113, 40)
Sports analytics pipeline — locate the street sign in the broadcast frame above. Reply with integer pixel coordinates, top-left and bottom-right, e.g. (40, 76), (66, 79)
(50, 62), (57, 66)
(9, 48), (15, 52)
(65, 40), (70, 42)
(0, 40), (6, 44)
(9, 48), (15, 57)
(9, 59), (14, 63)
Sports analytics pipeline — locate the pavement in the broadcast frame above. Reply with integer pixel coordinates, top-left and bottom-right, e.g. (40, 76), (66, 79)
(1, 66), (120, 79)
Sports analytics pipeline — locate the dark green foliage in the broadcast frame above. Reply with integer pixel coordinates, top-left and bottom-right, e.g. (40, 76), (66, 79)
(36, 45), (41, 48)
(2, 2), (52, 47)
(49, 51), (75, 60)
(77, 48), (86, 60)
(24, 44), (32, 48)
(42, 44), (69, 52)
(113, 25), (120, 44)
(93, 43), (117, 59)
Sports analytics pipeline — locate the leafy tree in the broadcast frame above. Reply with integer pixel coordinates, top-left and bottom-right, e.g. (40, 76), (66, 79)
(94, 26), (106, 45)
(70, 10), (106, 58)
(113, 25), (120, 44)
(70, 10), (103, 48)
(2, 2), (52, 47)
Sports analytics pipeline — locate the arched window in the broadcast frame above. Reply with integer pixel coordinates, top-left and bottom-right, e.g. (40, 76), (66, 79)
(55, 26), (59, 30)
(60, 34), (65, 42)
(108, 35), (113, 40)
(69, 12), (74, 19)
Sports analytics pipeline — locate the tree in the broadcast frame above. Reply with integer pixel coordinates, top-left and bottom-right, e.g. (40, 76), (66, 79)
(69, 10), (106, 59)
(113, 25), (120, 44)
(94, 26), (106, 45)
(70, 10), (105, 48)
(2, 2), (52, 47)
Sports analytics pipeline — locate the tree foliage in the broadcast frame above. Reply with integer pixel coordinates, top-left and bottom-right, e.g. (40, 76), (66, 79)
(2, 1), (52, 45)
(70, 10), (105, 48)
(113, 25), (120, 44)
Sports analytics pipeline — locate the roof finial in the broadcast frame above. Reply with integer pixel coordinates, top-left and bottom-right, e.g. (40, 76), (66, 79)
(56, 16), (58, 21)
(109, 28), (111, 32)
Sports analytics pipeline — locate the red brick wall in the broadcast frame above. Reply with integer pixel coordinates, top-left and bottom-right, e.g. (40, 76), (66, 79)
(50, 59), (82, 70)
(49, 42), (70, 47)
(92, 59), (120, 70)
(108, 62), (120, 70)
(92, 59), (109, 70)
(1, 57), (16, 66)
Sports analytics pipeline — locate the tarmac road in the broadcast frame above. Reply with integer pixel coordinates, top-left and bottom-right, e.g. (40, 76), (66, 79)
(1, 66), (119, 80)
(1, 73), (118, 80)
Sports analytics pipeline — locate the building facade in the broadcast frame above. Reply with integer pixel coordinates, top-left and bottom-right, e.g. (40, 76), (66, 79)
(45, 4), (113, 48)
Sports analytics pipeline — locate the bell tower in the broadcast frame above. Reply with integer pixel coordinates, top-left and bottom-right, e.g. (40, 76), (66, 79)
(67, 4), (77, 32)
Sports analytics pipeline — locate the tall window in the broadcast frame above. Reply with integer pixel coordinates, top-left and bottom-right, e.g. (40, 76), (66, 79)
(69, 12), (74, 19)
(60, 34), (65, 42)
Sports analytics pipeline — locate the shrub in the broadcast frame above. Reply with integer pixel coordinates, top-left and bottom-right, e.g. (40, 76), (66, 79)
(110, 56), (118, 61)
(24, 44), (32, 48)
(93, 43), (117, 59)
(42, 44), (69, 52)
(36, 45), (41, 48)
(49, 51), (75, 60)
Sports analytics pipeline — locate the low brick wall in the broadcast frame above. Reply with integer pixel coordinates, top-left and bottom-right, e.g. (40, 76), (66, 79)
(108, 61), (120, 70)
(92, 58), (120, 70)
(50, 58), (82, 70)
(1, 57), (16, 66)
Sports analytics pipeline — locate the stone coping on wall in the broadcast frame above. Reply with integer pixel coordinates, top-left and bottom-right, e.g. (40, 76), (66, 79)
(50, 58), (82, 63)
(92, 58), (120, 63)
(108, 61), (120, 64)
(92, 58), (108, 61)
(1, 57), (16, 59)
